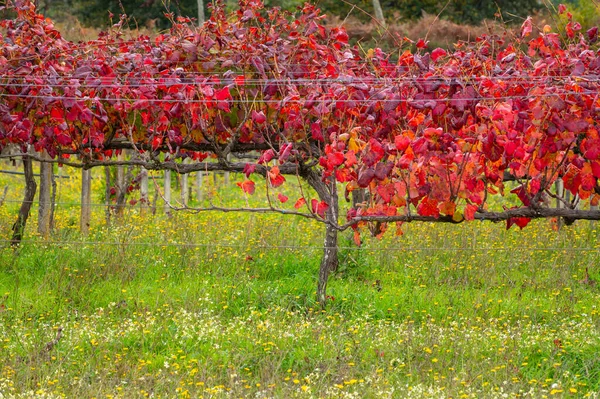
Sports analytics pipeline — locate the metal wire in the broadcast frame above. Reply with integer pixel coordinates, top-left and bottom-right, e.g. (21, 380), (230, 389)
(0, 75), (597, 85)
(0, 90), (594, 104)
(0, 199), (142, 207)
(1, 239), (598, 252)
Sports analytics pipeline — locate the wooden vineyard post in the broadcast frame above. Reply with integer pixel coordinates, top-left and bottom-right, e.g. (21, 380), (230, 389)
(196, 171), (203, 202)
(181, 160), (189, 206)
(556, 179), (564, 209)
(224, 153), (231, 186)
(81, 168), (91, 235)
(164, 169), (171, 215)
(140, 167), (149, 213)
(104, 166), (111, 225)
(37, 152), (54, 236)
(556, 179), (564, 229)
(0, 186), (8, 207)
(115, 152), (125, 217)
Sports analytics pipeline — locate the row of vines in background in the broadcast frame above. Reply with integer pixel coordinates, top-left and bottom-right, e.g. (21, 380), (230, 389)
(0, 153), (237, 240)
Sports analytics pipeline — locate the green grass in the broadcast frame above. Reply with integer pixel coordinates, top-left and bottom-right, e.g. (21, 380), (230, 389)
(1, 166), (600, 398)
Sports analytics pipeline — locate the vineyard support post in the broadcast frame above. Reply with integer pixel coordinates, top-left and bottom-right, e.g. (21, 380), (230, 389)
(140, 167), (149, 213)
(80, 168), (91, 235)
(556, 179), (564, 229)
(38, 153), (53, 236)
(115, 152), (126, 217)
(196, 172), (203, 202)
(224, 154), (231, 186)
(0, 186), (8, 207)
(181, 160), (189, 206)
(164, 169), (171, 215)
(104, 166), (111, 225)
(49, 166), (56, 232)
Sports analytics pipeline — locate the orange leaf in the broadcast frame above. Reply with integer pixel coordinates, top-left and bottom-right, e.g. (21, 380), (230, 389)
(439, 201), (456, 216)
(237, 180), (255, 195)
(353, 230), (362, 246)
(268, 166), (286, 188)
(294, 198), (306, 209)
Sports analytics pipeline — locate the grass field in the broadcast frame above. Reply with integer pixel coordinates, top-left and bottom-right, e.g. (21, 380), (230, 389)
(1, 166), (600, 398)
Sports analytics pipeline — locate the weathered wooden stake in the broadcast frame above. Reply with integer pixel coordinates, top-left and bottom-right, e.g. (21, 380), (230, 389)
(164, 169), (171, 215)
(38, 152), (54, 236)
(104, 166), (111, 225)
(140, 167), (149, 213)
(81, 169), (92, 235)
(0, 186), (8, 207)
(49, 167), (57, 232)
(196, 171), (203, 202)
(555, 179), (564, 209)
(181, 160), (189, 206)
(115, 152), (126, 217)
(556, 179), (564, 229)
(224, 153), (231, 186)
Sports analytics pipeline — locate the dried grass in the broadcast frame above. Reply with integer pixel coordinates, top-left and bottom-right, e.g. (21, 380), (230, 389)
(52, 14), (156, 42)
(326, 13), (517, 50)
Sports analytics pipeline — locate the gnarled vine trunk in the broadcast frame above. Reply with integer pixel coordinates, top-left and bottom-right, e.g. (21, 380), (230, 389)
(318, 209), (338, 306)
(306, 171), (339, 307)
(11, 155), (36, 245)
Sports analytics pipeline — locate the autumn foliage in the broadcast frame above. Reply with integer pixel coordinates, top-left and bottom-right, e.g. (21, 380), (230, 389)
(1, 0), (599, 239)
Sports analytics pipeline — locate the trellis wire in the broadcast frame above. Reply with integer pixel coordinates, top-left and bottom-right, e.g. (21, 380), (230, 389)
(0, 239), (598, 252)
(0, 90), (594, 104)
(0, 199), (150, 207)
(1, 75), (598, 86)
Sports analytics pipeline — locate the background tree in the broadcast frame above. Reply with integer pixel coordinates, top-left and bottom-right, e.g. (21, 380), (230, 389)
(387, 0), (541, 24)
(29, 0), (548, 30)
